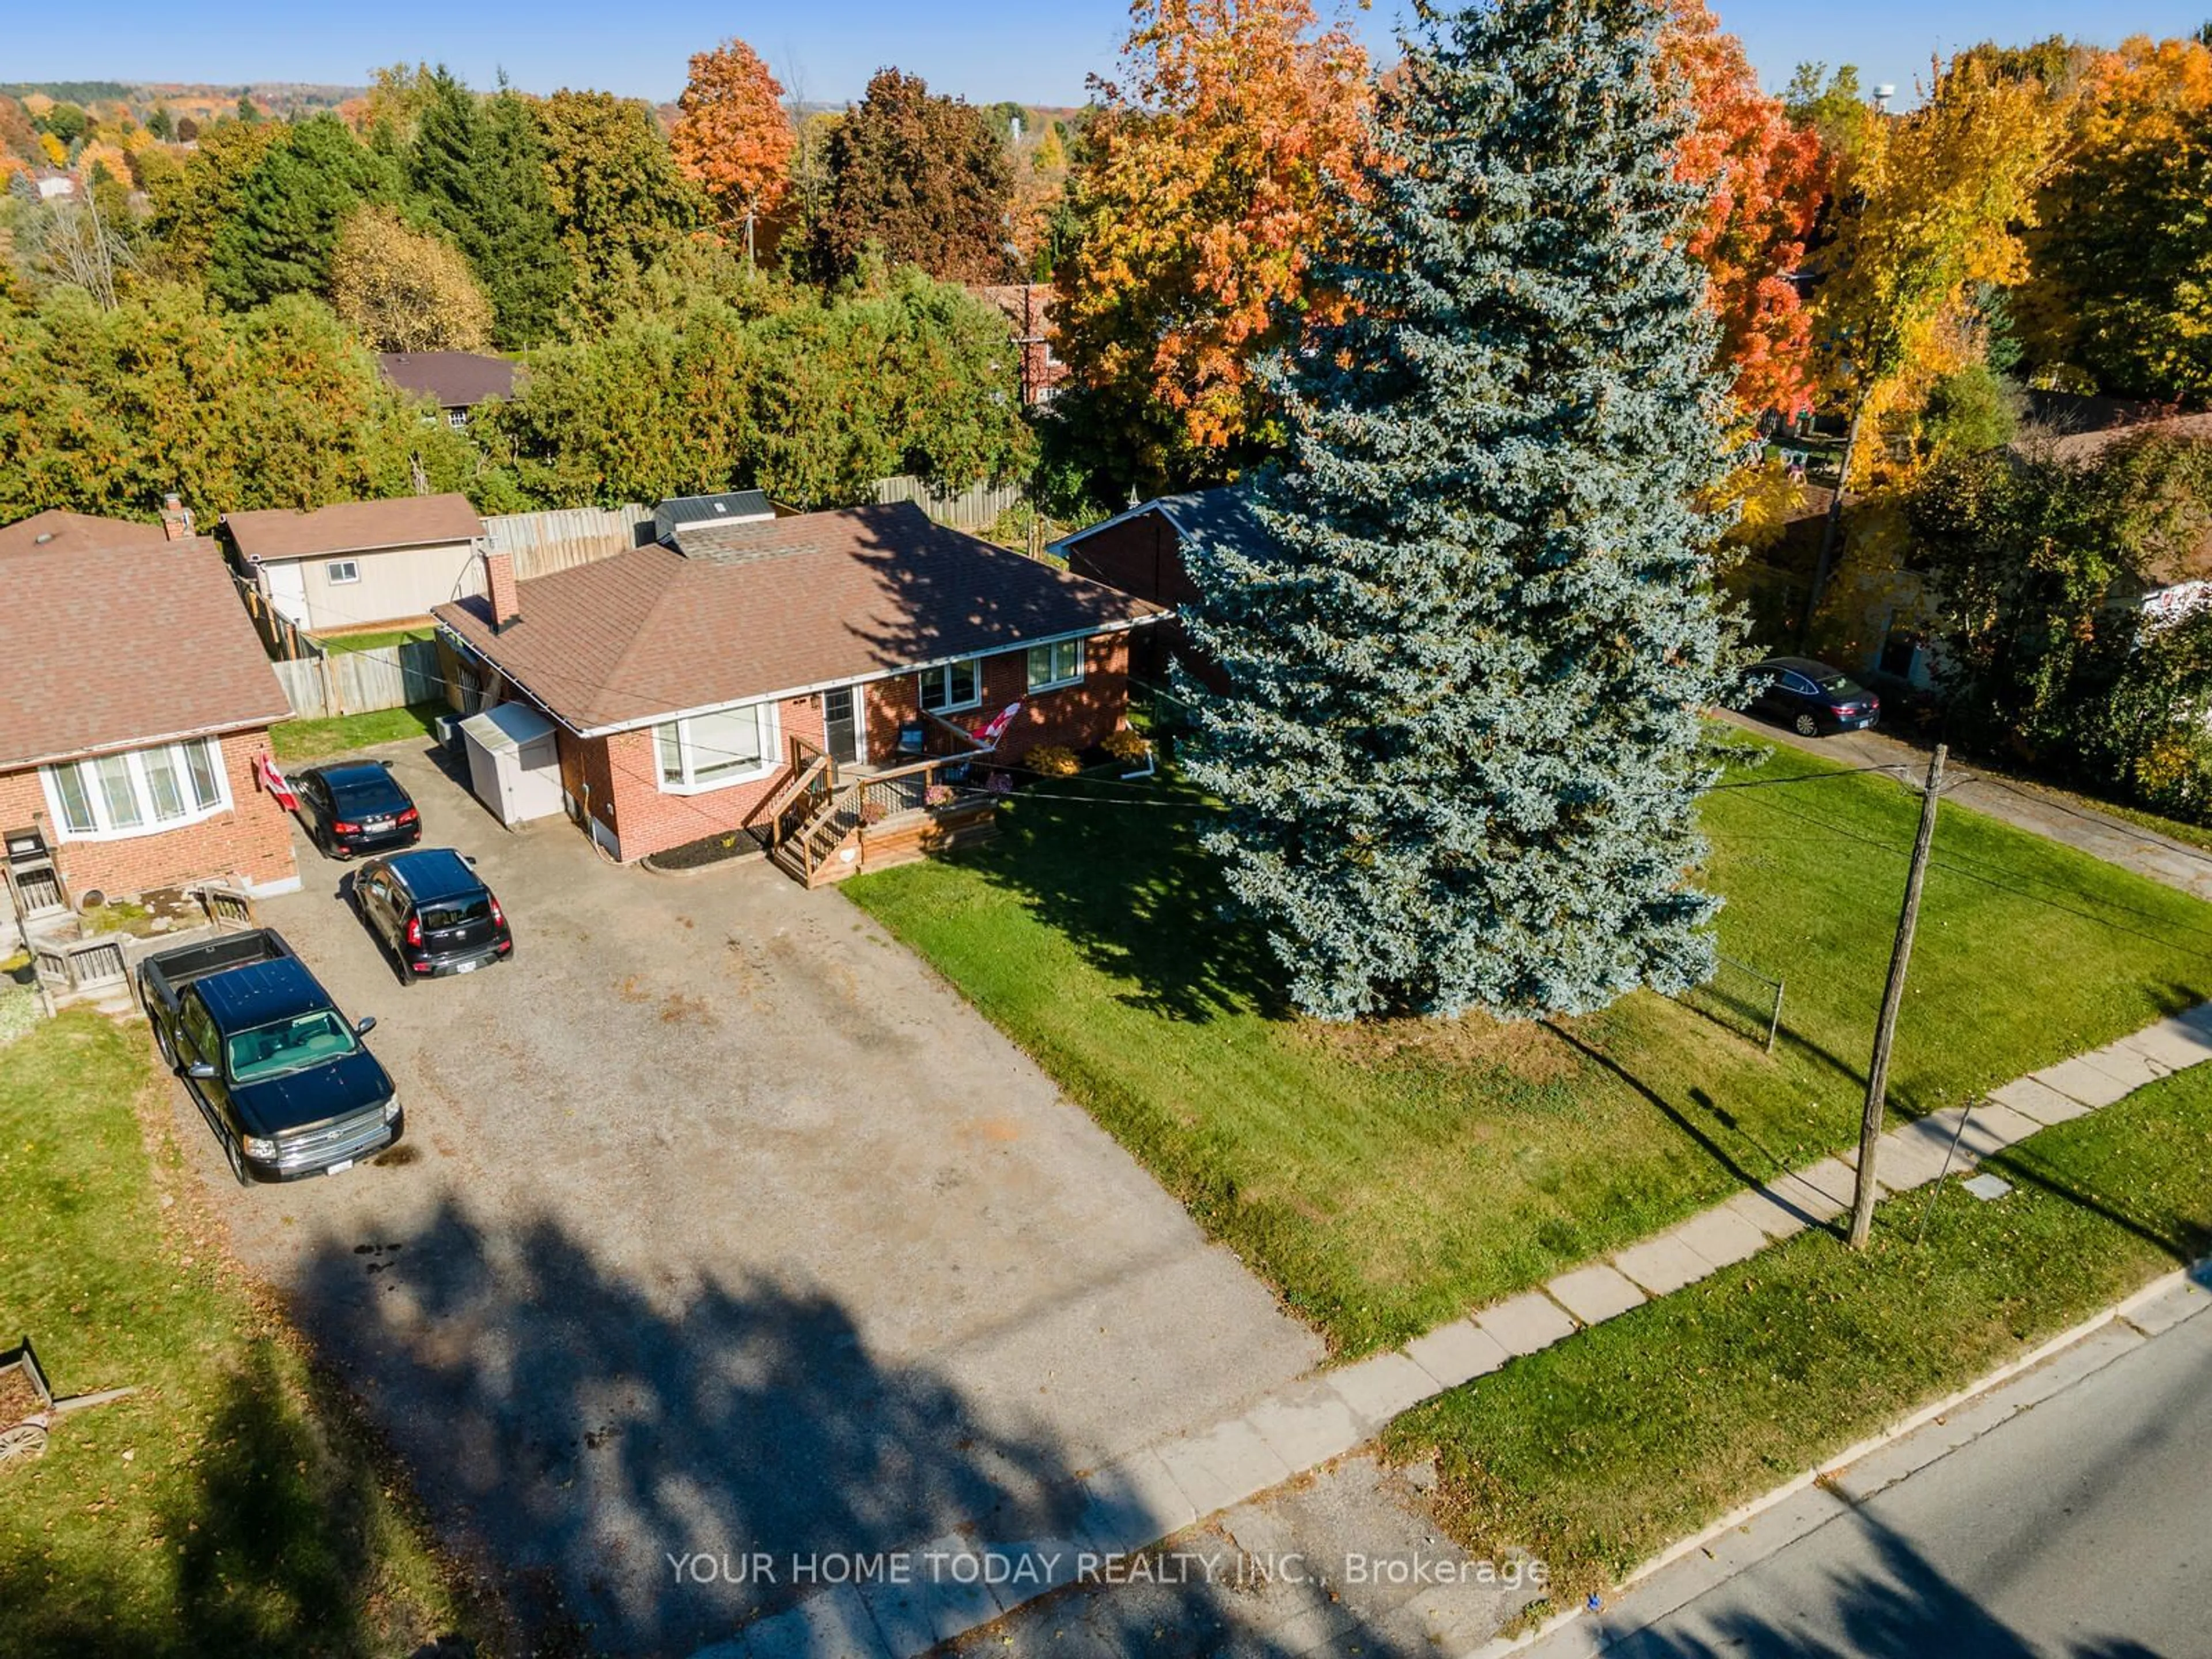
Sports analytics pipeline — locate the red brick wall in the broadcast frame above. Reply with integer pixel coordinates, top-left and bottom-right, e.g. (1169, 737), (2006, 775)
(861, 635), (1132, 767)
(1065, 512), (1200, 608)
(0, 729), (298, 904)
(1063, 514), (1201, 688)
(578, 693), (827, 862)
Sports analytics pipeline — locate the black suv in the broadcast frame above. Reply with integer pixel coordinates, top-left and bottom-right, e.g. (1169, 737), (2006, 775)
(296, 762), (422, 859)
(351, 848), (513, 982)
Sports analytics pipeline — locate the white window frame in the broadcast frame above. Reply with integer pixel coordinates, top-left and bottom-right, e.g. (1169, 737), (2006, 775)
(1025, 638), (1086, 692)
(40, 736), (232, 842)
(326, 559), (361, 585)
(651, 701), (781, 794)
(917, 658), (983, 715)
(446, 409), (468, 430)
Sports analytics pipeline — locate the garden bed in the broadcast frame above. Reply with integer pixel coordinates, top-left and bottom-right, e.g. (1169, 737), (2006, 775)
(641, 826), (767, 874)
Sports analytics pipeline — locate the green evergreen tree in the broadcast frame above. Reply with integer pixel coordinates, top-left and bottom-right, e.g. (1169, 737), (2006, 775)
(1180, 0), (1740, 1021)
(408, 71), (571, 346)
(206, 113), (397, 309)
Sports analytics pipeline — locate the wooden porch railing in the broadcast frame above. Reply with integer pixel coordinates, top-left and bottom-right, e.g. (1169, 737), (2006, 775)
(771, 750), (984, 887)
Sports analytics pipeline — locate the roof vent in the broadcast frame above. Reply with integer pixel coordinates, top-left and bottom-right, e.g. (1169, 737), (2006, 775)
(33, 532), (55, 545)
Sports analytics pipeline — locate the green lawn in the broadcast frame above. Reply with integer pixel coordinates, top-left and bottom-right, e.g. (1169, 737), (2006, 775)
(319, 628), (436, 656)
(1389, 1059), (2212, 1614)
(846, 739), (2212, 1354)
(0, 1013), (475, 1657)
(268, 700), (445, 764)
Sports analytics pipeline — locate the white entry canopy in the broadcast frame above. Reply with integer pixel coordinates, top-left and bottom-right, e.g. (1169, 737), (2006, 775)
(459, 702), (564, 826)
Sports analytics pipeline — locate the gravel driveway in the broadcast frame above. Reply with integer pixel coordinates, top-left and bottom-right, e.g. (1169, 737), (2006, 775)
(173, 742), (1318, 1656)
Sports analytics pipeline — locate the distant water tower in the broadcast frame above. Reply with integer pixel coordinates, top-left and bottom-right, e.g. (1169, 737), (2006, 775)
(1872, 84), (1897, 112)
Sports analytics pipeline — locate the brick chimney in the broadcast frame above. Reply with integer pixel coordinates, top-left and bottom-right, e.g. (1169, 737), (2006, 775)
(484, 550), (521, 632)
(159, 491), (194, 541)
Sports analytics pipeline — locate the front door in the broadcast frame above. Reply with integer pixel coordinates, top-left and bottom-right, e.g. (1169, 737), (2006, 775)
(822, 687), (861, 766)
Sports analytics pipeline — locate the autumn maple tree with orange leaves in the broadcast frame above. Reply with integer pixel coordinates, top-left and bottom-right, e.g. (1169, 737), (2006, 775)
(1059, 0), (1370, 490)
(1662, 0), (1828, 419)
(671, 37), (795, 260)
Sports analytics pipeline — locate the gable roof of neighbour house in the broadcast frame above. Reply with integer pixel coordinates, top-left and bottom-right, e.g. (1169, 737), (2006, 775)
(1048, 486), (1276, 608)
(0, 518), (289, 770)
(434, 501), (1165, 736)
(652, 490), (777, 544)
(224, 494), (484, 563)
(0, 509), (172, 558)
(1049, 486), (1275, 566)
(377, 351), (518, 411)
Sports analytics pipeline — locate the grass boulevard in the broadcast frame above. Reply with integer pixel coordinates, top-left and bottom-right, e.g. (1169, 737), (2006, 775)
(849, 733), (2212, 1355)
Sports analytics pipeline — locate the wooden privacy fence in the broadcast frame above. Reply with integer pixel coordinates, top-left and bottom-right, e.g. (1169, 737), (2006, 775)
(874, 474), (1025, 532)
(483, 505), (647, 579)
(274, 639), (445, 719)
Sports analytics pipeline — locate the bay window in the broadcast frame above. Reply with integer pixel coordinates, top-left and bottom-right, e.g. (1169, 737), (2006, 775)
(918, 658), (982, 714)
(1026, 638), (1085, 692)
(43, 737), (230, 840)
(652, 701), (779, 792)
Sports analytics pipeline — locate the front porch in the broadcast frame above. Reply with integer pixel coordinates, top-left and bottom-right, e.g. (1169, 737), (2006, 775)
(749, 712), (1006, 888)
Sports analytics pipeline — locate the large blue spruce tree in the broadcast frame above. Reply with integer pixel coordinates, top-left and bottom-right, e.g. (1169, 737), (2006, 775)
(1180, 0), (1739, 1021)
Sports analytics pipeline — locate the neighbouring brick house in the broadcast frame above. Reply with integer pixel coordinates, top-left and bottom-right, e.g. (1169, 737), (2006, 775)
(0, 510), (298, 935)
(433, 502), (1163, 876)
(969, 283), (1068, 406)
(1049, 487), (1271, 687)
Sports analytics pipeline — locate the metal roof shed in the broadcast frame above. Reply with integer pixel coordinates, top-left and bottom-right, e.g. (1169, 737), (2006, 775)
(459, 703), (564, 828)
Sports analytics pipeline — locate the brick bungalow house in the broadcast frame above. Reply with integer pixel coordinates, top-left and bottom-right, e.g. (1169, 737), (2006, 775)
(433, 502), (1163, 877)
(0, 510), (298, 934)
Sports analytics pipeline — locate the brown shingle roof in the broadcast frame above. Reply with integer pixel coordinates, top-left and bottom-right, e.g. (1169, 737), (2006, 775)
(0, 509), (171, 558)
(377, 351), (519, 410)
(0, 531), (289, 769)
(435, 502), (1164, 734)
(224, 494), (483, 562)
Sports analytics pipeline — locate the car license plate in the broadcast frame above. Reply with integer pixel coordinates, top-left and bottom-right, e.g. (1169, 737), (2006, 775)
(454, 960), (478, 973)
(365, 817), (393, 832)
(326, 1159), (353, 1175)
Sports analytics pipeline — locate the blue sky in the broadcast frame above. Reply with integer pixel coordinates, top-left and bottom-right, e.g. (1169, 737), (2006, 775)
(13, 0), (2212, 108)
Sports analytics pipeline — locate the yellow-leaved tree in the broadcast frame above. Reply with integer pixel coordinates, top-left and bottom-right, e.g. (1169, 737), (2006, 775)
(1801, 52), (2072, 618)
(328, 207), (493, 352)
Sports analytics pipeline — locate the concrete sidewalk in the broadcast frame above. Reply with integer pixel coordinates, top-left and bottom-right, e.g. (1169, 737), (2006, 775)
(1718, 709), (2212, 903)
(695, 1001), (2212, 1659)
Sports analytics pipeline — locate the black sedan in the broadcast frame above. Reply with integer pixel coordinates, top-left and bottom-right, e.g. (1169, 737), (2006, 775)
(350, 847), (513, 982)
(294, 762), (422, 859)
(1743, 656), (1881, 737)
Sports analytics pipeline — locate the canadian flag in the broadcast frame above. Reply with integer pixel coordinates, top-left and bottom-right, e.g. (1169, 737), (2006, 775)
(971, 702), (1023, 750)
(256, 753), (300, 812)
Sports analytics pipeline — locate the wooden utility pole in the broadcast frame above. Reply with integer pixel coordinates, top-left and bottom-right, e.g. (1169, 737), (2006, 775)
(1849, 742), (1947, 1249)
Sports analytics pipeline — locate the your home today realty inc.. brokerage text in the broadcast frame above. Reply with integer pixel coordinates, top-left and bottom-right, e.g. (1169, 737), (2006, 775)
(668, 1547), (1548, 1591)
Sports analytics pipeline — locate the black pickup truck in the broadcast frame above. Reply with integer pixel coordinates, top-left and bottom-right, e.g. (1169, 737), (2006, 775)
(139, 929), (402, 1184)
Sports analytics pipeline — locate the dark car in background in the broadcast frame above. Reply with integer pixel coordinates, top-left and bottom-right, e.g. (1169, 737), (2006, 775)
(294, 762), (422, 859)
(351, 847), (513, 982)
(1743, 656), (1882, 737)
(139, 929), (400, 1184)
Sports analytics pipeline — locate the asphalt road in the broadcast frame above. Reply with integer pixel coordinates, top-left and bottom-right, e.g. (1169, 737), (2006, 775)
(1592, 1291), (2212, 1659)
